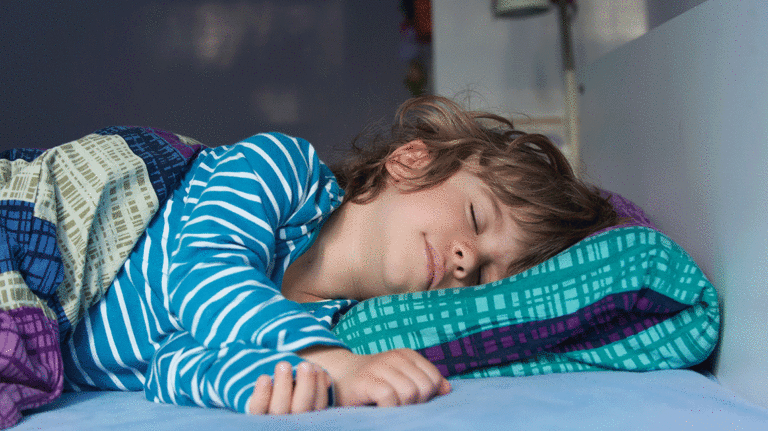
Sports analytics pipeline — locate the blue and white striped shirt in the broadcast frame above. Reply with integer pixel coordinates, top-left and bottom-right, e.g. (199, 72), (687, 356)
(60, 132), (356, 413)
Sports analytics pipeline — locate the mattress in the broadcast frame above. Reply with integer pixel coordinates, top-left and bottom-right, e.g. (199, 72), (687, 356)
(17, 370), (768, 430)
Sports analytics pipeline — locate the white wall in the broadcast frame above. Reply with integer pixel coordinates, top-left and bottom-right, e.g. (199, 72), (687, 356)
(433, 0), (561, 117)
(432, 0), (706, 139)
(433, 0), (650, 119)
(579, 0), (768, 408)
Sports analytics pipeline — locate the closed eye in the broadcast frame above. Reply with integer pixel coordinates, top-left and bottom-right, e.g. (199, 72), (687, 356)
(470, 204), (479, 234)
(470, 204), (483, 284)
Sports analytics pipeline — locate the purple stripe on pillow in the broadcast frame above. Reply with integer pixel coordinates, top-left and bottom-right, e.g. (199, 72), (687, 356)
(420, 289), (685, 377)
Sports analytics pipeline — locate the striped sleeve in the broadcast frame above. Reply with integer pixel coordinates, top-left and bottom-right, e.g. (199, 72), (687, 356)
(147, 133), (349, 412)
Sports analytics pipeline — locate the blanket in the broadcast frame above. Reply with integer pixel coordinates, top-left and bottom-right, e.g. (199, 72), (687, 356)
(0, 127), (203, 429)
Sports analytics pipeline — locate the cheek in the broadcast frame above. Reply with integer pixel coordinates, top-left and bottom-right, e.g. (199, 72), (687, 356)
(380, 229), (426, 293)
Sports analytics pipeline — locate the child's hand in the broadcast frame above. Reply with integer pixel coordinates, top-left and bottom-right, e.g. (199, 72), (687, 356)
(248, 361), (331, 415)
(298, 346), (451, 408)
(334, 349), (452, 407)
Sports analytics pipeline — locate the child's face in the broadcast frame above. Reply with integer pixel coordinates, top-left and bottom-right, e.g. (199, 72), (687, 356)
(356, 161), (525, 299)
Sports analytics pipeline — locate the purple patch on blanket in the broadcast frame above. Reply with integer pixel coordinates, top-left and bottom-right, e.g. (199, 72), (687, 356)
(0, 307), (62, 430)
(142, 127), (202, 160)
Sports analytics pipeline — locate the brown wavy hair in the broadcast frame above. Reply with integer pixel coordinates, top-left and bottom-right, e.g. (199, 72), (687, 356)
(331, 95), (619, 277)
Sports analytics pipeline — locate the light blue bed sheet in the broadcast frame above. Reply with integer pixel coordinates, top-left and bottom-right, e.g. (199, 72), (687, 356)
(17, 370), (768, 430)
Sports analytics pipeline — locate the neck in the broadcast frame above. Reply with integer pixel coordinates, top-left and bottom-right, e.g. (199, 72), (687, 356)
(281, 201), (370, 303)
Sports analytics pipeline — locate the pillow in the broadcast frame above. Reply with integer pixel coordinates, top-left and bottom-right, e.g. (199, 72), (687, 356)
(331, 225), (720, 379)
(601, 189), (657, 231)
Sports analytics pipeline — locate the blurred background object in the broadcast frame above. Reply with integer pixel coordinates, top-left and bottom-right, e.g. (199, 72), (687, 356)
(0, 0), (415, 163)
(494, 0), (551, 17)
(399, 0), (432, 96)
(492, 0), (580, 174)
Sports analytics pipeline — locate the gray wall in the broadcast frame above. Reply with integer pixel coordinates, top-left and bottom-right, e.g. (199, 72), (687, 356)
(432, 0), (709, 124)
(580, 0), (768, 408)
(0, 1), (412, 163)
(645, 0), (707, 29)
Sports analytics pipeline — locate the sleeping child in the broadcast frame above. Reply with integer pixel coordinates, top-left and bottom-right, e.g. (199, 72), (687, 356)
(59, 95), (620, 415)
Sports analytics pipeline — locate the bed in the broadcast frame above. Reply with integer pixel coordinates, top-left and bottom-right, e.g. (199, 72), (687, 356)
(5, 0), (768, 429)
(18, 370), (768, 431)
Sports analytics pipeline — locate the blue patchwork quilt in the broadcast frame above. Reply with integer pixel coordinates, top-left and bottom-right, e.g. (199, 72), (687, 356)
(0, 127), (203, 429)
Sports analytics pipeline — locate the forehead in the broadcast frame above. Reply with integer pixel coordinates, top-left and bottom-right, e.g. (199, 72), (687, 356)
(453, 169), (505, 209)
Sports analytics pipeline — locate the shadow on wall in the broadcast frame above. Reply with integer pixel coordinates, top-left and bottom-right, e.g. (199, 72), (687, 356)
(644, 0), (707, 29)
(0, 0), (413, 163)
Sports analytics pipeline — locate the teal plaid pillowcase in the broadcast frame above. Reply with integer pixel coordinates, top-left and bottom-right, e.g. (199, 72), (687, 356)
(332, 226), (720, 378)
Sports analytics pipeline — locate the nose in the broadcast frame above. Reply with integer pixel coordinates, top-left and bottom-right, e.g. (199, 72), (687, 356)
(450, 241), (479, 285)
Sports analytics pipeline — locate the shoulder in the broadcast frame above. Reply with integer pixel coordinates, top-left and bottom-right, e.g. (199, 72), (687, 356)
(202, 132), (340, 204)
(200, 132), (322, 183)
(235, 132), (318, 173)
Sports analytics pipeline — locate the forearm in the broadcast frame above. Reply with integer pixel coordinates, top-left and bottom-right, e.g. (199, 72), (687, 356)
(146, 331), (305, 413)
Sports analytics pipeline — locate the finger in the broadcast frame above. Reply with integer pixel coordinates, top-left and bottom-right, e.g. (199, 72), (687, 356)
(371, 367), (419, 406)
(438, 378), (452, 396)
(269, 361), (295, 415)
(336, 368), (399, 408)
(399, 366), (437, 404)
(402, 349), (443, 384)
(395, 362), (440, 404)
(399, 350), (450, 402)
(248, 374), (273, 415)
(366, 379), (400, 407)
(372, 350), (436, 404)
(314, 368), (331, 411)
(291, 362), (319, 413)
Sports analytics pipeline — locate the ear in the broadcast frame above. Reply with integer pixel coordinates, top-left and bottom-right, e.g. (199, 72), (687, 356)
(385, 140), (432, 182)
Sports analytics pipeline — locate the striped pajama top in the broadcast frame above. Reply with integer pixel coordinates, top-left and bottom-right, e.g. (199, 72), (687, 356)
(60, 132), (356, 413)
